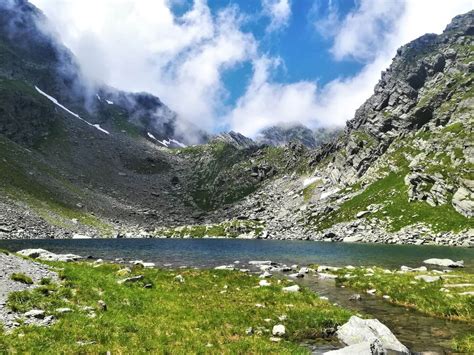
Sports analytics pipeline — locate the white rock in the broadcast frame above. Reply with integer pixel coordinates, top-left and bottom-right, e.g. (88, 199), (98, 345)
(214, 265), (236, 270)
(324, 339), (384, 355)
(336, 316), (409, 354)
(318, 273), (338, 279)
(249, 261), (273, 266)
(423, 258), (464, 268)
(24, 309), (45, 319)
(56, 308), (73, 314)
(259, 271), (272, 279)
(298, 267), (310, 274)
(414, 275), (440, 283)
(18, 249), (82, 262)
(272, 324), (286, 336)
(175, 275), (185, 283)
(366, 289), (377, 295)
(282, 285), (300, 293)
(259, 280), (271, 287)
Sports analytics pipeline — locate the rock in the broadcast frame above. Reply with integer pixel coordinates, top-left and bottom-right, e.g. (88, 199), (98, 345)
(318, 273), (338, 279)
(282, 285), (300, 293)
(97, 300), (107, 311)
(55, 308), (73, 314)
(356, 211), (370, 218)
(298, 267), (310, 274)
(259, 271), (272, 279)
(214, 265), (236, 270)
(423, 258), (464, 268)
(24, 309), (45, 319)
(452, 180), (473, 217)
(324, 339), (385, 355)
(272, 324), (286, 336)
(349, 294), (361, 301)
(17, 249), (82, 262)
(366, 289), (377, 295)
(342, 235), (363, 243)
(249, 261), (274, 266)
(118, 275), (144, 284)
(414, 275), (440, 283)
(245, 327), (253, 335)
(174, 275), (185, 283)
(336, 316), (409, 354)
(259, 280), (271, 287)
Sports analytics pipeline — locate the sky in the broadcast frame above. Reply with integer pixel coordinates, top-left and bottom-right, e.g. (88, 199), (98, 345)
(29, 0), (473, 137)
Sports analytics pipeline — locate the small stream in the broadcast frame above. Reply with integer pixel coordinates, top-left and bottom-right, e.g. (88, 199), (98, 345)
(0, 238), (472, 353)
(298, 277), (472, 354)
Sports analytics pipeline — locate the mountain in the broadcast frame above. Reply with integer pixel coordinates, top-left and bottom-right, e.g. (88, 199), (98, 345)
(256, 124), (342, 148)
(0, 2), (472, 246)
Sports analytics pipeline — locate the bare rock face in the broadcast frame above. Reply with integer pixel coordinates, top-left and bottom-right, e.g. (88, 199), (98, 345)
(452, 179), (474, 217)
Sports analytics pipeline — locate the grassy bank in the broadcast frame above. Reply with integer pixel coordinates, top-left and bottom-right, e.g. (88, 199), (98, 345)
(0, 262), (351, 353)
(333, 266), (474, 351)
(334, 266), (474, 322)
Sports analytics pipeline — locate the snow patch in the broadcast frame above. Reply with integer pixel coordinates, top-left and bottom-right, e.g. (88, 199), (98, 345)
(147, 132), (157, 140)
(147, 132), (187, 148)
(303, 176), (320, 188)
(169, 138), (187, 148)
(105, 99), (114, 105)
(96, 94), (101, 101)
(35, 86), (110, 135)
(320, 188), (340, 200)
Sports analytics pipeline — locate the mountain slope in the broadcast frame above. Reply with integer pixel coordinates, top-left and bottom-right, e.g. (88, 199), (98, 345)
(0, 3), (472, 245)
(224, 11), (474, 245)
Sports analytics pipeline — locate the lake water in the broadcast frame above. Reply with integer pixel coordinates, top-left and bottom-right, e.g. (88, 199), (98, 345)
(0, 238), (472, 271)
(1, 238), (473, 353)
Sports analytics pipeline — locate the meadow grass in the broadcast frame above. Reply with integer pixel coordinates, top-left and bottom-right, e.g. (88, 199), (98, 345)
(334, 266), (474, 322)
(0, 262), (351, 353)
(10, 273), (33, 285)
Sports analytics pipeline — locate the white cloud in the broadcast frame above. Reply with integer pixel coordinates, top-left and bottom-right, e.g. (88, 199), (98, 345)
(262, 0), (292, 32)
(30, 0), (256, 132)
(226, 56), (320, 136)
(30, 0), (473, 138)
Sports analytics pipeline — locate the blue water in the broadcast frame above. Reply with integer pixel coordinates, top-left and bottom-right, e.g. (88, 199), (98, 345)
(0, 239), (472, 271)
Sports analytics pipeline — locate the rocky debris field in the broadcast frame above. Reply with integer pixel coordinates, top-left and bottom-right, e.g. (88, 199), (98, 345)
(0, 250), (58, 329)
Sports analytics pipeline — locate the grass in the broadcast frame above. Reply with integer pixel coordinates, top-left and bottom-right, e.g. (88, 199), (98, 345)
(0, 262), (351, 353)
(10, 273), (33, 285)
(303, 180), (321, 203)
(155, 219), (266, 238)
(333, 266), (474, 322)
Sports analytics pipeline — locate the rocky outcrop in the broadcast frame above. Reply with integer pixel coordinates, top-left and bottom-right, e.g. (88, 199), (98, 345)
(452, 179), (474, 217)
(332, 316), (409, 354)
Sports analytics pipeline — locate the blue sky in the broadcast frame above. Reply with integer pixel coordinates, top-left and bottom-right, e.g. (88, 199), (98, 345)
(31, 0), (473, 137)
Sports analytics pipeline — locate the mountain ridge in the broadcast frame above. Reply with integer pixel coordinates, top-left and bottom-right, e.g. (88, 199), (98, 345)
(0, 4), (472, 245)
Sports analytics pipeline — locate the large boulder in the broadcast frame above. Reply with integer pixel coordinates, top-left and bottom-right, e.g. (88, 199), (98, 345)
(335, 316), (409, 354)
(423, 258), (464, 268)
(17, 249), (82, 262)
(324, 339), (385, 355)
(452, 179), (474, 217)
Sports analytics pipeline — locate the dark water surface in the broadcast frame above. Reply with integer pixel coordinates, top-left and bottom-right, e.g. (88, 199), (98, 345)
(0, 238), (473, 353)
(0, 238), (472, 271)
